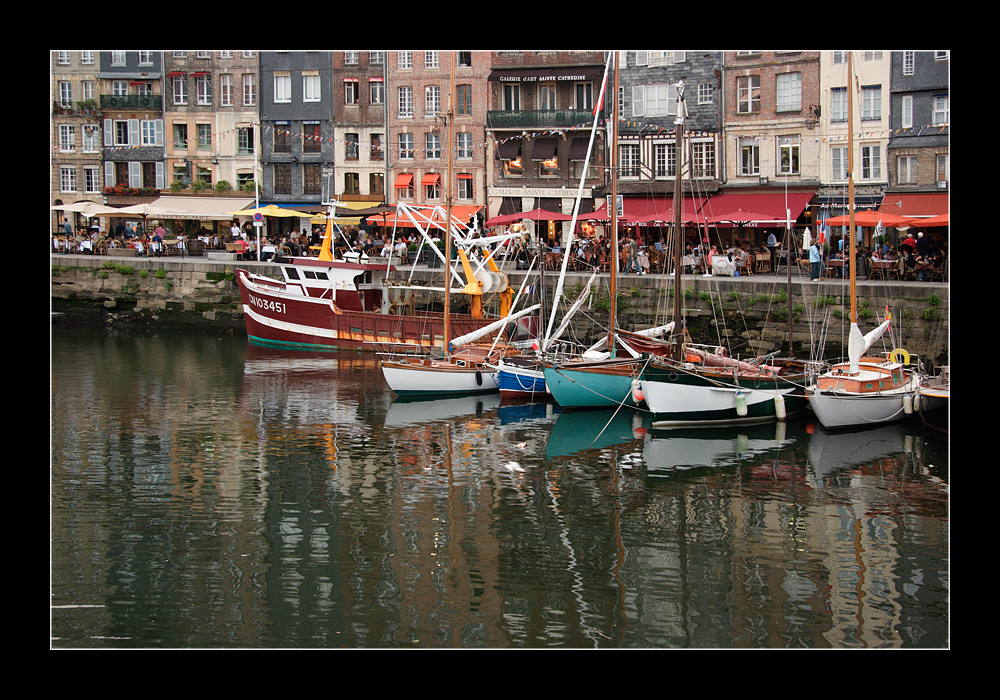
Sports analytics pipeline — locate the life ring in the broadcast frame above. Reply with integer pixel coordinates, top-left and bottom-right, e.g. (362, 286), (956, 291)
(890, 348), (910, 366)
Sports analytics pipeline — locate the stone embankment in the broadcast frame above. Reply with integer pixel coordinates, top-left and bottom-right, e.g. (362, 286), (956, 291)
(51, 253), (949, 367)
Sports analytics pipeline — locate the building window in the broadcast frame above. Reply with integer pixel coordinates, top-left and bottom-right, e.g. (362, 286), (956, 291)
(425, 175), (439, 200)
(237, 126), (254, 156)
(398, 51), (412, 70)
(654, 142), (674, 178)
(901, 95), (913, 129)
(274, 73), (291, 103)
(575, 82), (593, 111)
(243, 74), (256, 106)
(84, 166), (100, 193)
(739, 138), (759, 176)
(303, 123), (321, 153)
(620, 143), (640, 178)
(425, 132), (441, 159)
(457, 174), (473, 200)
(303, 163), (321, 194)
(274, 125), (290, 153)
(697, 82), (713, 105)
(503, 84), (520, 111)
(82, 124), (100, 151)
(60, 166), (76, 192)
(345, 79), (359, 105)
(197, 123), (211, 149)
(830, 87), (846, 123)
(860, 145), (880, 179)
(897, 155), (918, 184)
(932, 94), (949, 125)
(778, 136), (800, 175)
(345, 133), (359, 160)
(344, 172), (360, 195)
(458, 51), (472, 67)
(344, 51), (359, 65)
(456, 84), (472, 115)
(220, 74), (233, 106)
(398, 86), (413, 118)
(831, 146), (848, 180)
(632, 84), (674, 117)
(172, 76), (188, 105)
(425, 51), (439, 69)
(370, 134), (383, 160)
(59, 125), (75, 151)
(692, 141), (715, 179)
(903, 51), (915, 76)
(370, 172), (384, 196)
(860, 86), (881, 121)
(737, 76), (760, 113)
(196, 74), (212, 105)
(370, 79), (384, 105)
(141, 120), (159, 146)
(456, 132), (472, 159)
(425, 85), (440, 118)
(274, 163), (292, 194)
(539, 82), (556, 110)
(303, 72), (321, 102)
(399, 132), (413, 160)
(776, 73), (801, 112)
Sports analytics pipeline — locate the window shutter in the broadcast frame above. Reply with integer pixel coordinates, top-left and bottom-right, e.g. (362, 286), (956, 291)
(155, 119), (164, 146)
(155, 161), (164, 189)
(632, 85), (645, 117)
(104, 119), (113, 147)
(128, 161), (141, 187)
(105, 162), (115, 187)
(129, 119), (140, 146)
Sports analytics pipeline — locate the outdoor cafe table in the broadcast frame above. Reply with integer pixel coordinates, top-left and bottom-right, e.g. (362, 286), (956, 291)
(870, 259), (898, 280)
(826, 257), (846, 277)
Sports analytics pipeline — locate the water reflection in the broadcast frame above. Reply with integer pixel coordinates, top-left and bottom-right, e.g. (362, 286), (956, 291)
(51, 328), (948, 648)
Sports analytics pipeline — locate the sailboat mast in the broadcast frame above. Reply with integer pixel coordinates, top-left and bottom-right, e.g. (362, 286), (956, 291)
(671, 81), (685, 360)
(607, 52), (620, 352)
(443, 52), (456, 353)
(847, 51), (856, 324)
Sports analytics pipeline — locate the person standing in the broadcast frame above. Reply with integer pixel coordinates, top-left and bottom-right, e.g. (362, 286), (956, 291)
(809, 240), (822, 281)
(766, 231), (778, 271)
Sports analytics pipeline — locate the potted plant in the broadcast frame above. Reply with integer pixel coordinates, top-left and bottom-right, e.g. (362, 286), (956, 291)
(407, 242), (419, 264)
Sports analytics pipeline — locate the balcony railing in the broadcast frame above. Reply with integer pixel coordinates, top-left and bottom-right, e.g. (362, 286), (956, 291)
(100, 94), (162, 110)
(487, 109), (599, 130)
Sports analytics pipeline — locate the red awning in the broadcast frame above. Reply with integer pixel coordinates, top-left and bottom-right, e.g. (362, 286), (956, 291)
(394, 174), (413, 189)
(421, 173), (440, 186)
(591, 196), (708, 224)
(699, 192), (813, 226)
(878, 192), (948, 220)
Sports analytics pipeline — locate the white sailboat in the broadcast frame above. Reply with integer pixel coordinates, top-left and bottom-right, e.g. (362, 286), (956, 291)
(806, 52), (921, 430)
(380, 53), (530, 397)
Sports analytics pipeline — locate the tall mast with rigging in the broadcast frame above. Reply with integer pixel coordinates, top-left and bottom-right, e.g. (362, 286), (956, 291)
(442, 51), (456, 354)
(671, 81), (685, 361)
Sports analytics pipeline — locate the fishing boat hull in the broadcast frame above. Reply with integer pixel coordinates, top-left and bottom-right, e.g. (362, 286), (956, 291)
(237, 265), (493, 352)
(381, 357), (499, 396)
(494, 359), (548, 400)
(543, 359), (643, 409)
(807, 359), (920, 430)
(641, 360), (808, 427)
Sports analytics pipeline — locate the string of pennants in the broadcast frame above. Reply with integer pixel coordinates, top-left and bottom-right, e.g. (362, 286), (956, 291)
(75, 118), (950, 155)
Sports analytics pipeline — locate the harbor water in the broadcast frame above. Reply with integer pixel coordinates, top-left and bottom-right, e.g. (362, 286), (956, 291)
(50, 325), (949, 648)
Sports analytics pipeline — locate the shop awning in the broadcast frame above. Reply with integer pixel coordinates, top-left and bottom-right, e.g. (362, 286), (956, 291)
(569, 138), (590, 162)
(421, 173), (441, 186)
(530, 138), (557, 162)
(497, 139), (522, 160)
(699, 192), (814, 226)
(591, 196), (709, 224)
(394, 173), (414, 189)
(150, 196), (257, 220)
(878, 192), (948, 220)
(375, 204), (483, 230)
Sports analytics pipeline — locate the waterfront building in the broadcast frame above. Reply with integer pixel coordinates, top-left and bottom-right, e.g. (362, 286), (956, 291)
(615, 50), (723, 240)
(163, 51), (259, 194)
(883, 51), (949, 222)
(814, 51), (892, 227)
(258, 51), (335, 231)
(98, 51), (166, 194)
(386, 50), (491, 227)
(331, 51), (388, 207)
(485, 50), (607, 247)
(719, 51), (820, 244)
(50, 50), (104, 232)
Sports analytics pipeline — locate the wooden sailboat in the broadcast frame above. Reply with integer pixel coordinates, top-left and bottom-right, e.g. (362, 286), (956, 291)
(806, 52), (920, 430)
(380, 54), (528, 397)
(638, 79), (811, 427)
(542, 52), (652, 409)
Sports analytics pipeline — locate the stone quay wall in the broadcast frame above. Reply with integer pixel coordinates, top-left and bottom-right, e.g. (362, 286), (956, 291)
(51, 253), (949, 368)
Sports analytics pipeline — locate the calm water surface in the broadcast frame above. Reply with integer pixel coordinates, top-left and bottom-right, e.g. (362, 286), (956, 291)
(50, 325), (949, 648)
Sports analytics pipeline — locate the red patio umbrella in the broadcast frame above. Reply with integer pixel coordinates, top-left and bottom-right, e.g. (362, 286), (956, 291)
(706, 208), (785, 226)
(913, 212), (949, 227)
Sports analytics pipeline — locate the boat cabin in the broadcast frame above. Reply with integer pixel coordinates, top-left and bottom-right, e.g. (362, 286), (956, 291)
(276, 256), (394, 313)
